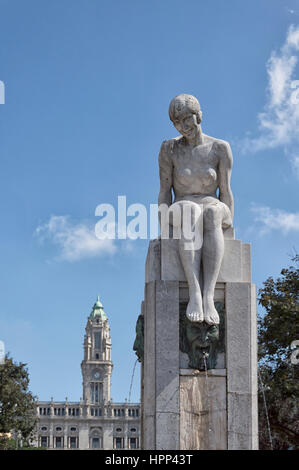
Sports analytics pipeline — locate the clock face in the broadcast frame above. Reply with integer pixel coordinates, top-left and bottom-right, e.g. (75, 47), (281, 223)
(93, 372), (100, 379)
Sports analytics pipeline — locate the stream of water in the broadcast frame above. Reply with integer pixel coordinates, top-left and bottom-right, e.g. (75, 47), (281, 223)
(258, 368), (273, 450)
(128, 358), (138, 404)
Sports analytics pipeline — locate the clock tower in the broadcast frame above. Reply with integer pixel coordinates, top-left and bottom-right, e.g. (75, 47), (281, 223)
(81, 296), (113, 404)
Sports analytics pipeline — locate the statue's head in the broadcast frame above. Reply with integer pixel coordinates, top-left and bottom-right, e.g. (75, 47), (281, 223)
(169, 94), (202, 139)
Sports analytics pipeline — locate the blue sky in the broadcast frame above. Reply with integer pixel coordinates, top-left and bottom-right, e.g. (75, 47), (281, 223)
(0, 0), (298, 403)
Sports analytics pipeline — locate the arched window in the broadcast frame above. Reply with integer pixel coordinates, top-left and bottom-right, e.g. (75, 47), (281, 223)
(90, 428), (103, 449)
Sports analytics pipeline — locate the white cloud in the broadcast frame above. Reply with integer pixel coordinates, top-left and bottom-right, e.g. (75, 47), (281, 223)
(241, 24), (299, 173)
(35, 215), (117, 261)
(251, 204), (299, 235)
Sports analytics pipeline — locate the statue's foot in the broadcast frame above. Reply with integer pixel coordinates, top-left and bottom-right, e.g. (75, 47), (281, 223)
(186, 295), (204, 323)
(203, 297), (219, 325)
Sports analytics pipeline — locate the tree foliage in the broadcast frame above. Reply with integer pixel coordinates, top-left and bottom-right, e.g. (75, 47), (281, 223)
(258, 255), (299, 449)
(0, 355), (37, 449)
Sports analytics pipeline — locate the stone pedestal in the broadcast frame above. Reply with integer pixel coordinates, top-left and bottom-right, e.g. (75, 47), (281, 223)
(141, 236), (258, 450)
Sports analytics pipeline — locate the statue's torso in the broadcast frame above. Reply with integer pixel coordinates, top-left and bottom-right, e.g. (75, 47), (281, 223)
(170, 135), (220, 198)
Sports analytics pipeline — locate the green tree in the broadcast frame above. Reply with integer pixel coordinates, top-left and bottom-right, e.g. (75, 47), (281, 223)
(258, 255), (299, 450)
(0, 355), (37, 449)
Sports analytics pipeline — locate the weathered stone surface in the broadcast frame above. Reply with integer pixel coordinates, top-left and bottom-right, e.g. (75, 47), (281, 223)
(145, 239), (161, 282)
(226, 282), (258, 450)
(155, 281), (180, 449)
(143, 282), (156, 450)
(241, 243), (251, 282)
(143, 281), (180, 450)
(180, 372), (227, 450)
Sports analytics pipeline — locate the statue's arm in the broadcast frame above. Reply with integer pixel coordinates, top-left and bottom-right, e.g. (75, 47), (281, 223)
(158, 141), (173, 207)
(217, 141), (234, 221)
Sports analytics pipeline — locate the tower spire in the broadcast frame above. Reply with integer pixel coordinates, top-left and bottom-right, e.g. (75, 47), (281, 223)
(89, 295), (107, 321)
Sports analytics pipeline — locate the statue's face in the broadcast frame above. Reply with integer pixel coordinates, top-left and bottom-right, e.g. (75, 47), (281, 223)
(186, 323), (219, 348)
(172, 111), (201, 140)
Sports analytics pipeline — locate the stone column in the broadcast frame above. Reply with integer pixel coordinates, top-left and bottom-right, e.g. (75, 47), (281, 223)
(226, 282), (258, 449)
(143, 280), (180, 450)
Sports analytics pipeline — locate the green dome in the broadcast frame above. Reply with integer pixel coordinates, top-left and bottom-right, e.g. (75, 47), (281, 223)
(89, 296), (107, 321)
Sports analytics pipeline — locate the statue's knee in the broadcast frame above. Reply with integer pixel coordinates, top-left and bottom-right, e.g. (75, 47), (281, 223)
(168, 201), (201, 229)
(203, 205), (222, 228)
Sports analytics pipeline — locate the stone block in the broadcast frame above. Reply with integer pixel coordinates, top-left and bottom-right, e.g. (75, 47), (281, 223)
(180, 373), (227, 450)
(159, 238), (250, 283)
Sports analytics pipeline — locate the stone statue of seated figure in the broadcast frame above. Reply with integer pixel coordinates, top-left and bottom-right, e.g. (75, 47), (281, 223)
(158, 94), (234, 325)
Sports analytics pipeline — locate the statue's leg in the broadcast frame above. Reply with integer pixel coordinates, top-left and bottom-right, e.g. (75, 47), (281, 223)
(177, 202), (203, 322)
(179, 237), (203, 322)
(202, 204), (225, 325)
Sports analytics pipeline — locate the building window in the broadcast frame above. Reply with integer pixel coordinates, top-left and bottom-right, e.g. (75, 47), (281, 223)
(70, 427), (77, 432)
(90, 383), (103, 404)
(129, 438), (137, 449)
(91, 407), (102, 417)
(114, 437), (123, 449)
(116, 428), (122, 432)
(55, 437), (63, 448)
(69, 436), (78, 449)
(40, 436), (48, 448)
(128, 408), (139, 417)
(92, 437), (100, 449)
(56, 427), (62, 432)
(41, 426), (47, 431)
(95, 353), (99, 359)
(130, 428), (136, 433)
(68, 408), (80, 417)
(94, 332), (101, 350)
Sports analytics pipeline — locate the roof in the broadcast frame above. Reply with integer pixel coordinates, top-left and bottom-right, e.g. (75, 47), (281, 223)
(89, 296), (108, 321)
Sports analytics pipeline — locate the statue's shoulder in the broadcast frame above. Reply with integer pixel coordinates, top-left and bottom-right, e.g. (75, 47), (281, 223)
(160, 136), (183, 156)
(205, 135), (233, 169)
(205, 134), (230, 150)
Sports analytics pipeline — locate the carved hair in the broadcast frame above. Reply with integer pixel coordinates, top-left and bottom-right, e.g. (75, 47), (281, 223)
(168, 94), (201, 122)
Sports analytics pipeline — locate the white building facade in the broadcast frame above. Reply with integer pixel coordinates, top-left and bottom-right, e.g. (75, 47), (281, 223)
(35, 297), (140, 450)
